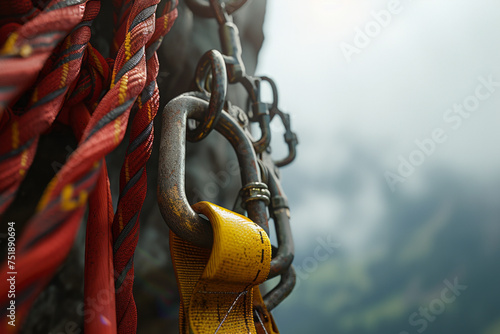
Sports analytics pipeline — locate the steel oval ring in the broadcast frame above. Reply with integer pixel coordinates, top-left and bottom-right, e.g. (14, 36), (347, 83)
(187, 49), (227, 142)
(158, 95), (269, 248)
(185, 0), (249, 18)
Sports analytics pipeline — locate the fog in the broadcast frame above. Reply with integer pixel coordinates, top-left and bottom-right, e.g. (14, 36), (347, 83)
(257, 1), (500, 333)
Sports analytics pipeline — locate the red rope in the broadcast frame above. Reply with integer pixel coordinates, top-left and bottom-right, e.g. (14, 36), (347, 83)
(0, 0), (90, 214)
(0, 0), (178, 332)
(112, 3), (177, 333)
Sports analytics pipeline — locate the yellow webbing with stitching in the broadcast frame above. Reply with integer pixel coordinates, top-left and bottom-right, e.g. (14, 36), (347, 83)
(170, 201), (279, 333)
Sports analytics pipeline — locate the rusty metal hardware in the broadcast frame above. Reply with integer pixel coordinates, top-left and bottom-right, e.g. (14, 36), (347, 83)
(232, 158), (294, 278)
(187, 0), (271, 154)
(260, 76), (298, 167)
(241, 77), (272, 154)
(219, 20), (245, 82)
(262, 161), (294, 279)
(212, 4), (272, 155)
(260, 76), (278, 112)
(188, 49), (227, 142)
(272, 110), (298, 167)
(264, 265), (296, 312)
(158, 95), (270, 248)
(185, 0), (249, 19)
(160, 0), (299, 311)
(239, 182), (270, 209)
(258, 155), (296, 309)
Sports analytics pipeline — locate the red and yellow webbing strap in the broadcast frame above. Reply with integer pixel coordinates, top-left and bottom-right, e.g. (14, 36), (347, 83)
(170, 201), (279, 334)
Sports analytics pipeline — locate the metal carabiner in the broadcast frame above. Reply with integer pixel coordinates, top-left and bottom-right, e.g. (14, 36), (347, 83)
(263, 162), (294, 279)
(260, 76), (298, 167)
(158, 95), (270, 248)
(240, 76), (271, 154)
(259, 159), (296, 310)
(272, 110), (298, 167)
(264, 265), (296, 312)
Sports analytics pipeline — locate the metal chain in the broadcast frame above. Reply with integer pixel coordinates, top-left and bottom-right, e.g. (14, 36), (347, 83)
(161, 0), (299, 311)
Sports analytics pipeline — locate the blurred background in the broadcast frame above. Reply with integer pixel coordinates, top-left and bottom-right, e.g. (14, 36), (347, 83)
(256, 0), (500, 333)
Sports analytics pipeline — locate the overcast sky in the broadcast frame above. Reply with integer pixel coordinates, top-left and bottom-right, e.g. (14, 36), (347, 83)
(256, 0), (500, 249)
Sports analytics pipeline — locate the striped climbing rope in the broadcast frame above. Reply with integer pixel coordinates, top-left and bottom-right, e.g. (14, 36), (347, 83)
(111, 1), (176, 333)
(0, 0), (177, 333)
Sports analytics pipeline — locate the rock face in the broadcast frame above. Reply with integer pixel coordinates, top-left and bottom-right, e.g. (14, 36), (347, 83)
(1, 1), (267, 333)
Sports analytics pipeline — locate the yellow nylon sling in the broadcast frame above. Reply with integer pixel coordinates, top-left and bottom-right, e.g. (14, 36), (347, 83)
(170, 201), (279, 333)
